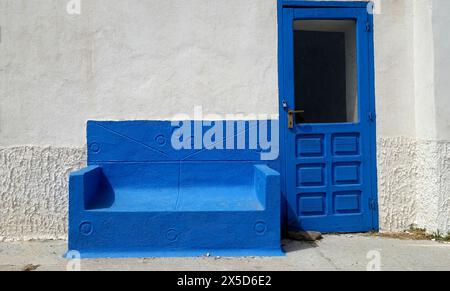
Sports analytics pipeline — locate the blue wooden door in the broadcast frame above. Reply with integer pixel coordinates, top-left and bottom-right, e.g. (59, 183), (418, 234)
(282, 7), (378, 233)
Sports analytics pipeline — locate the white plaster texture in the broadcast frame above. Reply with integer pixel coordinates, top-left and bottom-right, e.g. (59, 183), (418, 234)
(377, 137), (450, 233)
(0, 147), (85, 242)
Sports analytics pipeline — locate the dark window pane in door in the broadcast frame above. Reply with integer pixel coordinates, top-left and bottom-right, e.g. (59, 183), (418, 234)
(294, 20), (358, 124)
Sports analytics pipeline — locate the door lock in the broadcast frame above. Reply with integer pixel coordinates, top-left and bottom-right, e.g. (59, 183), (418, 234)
(287, 109), (305, 129)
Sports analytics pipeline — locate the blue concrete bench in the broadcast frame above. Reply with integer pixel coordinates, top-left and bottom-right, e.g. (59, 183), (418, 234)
(68, 121), (282, 258)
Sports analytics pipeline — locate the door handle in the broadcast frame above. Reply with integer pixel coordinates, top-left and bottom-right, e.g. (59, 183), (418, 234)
(287, 109), (305, 129)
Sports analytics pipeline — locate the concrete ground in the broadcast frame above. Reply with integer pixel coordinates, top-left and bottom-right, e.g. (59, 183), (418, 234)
(0, 234), (449, 271)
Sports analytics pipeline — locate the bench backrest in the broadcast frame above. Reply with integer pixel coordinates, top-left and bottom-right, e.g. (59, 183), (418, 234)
(86, 120), (280, 169)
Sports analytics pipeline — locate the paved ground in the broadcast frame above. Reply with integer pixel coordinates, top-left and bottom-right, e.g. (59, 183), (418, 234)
(0, 234), (449, 271)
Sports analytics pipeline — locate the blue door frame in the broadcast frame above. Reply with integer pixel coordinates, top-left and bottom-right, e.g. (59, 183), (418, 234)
(277, 1), (379, 233)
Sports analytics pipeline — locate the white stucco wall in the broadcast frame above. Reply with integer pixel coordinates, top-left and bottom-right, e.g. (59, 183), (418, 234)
(0, 0), (449, 241)
(375, 0), (450, 233)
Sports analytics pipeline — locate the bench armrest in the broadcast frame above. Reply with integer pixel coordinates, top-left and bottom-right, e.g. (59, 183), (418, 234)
(254, 165), (281, 210)
(69, 166), (103, 212)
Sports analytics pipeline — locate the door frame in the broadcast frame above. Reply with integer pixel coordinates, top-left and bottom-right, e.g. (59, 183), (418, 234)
(277, 1), (379, 233)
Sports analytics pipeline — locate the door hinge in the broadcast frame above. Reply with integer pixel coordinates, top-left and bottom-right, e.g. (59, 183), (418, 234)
(366, 22), (372, 32)
(368, 112), (376, 122)
(369, 198), (377, 210)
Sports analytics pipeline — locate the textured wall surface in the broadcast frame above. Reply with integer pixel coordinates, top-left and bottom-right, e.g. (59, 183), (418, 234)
(377, 137), (418, 231)
(0, 147), (85, 241)
(1, 139), (449, 241)
(378, 137), (450, 233)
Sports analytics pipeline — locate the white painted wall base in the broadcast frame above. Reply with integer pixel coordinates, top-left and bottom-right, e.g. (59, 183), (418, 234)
(0, 147), (85, 242)
(377, 137), (450, 233)
(1, 138), (449, 241)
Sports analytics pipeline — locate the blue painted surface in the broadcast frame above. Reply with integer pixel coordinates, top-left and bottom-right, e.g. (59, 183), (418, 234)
(68, 121), (282, 258)
(278, 2), (379, 233)
(281, 1), (369, 8)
